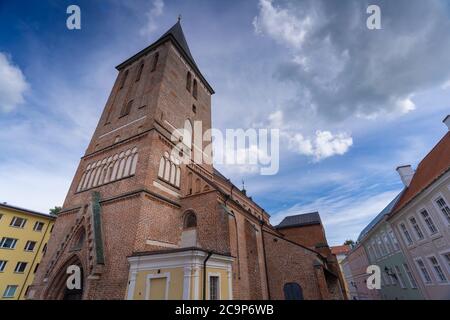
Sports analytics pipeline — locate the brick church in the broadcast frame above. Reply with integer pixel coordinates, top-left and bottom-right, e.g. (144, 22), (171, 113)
(29, 21), (344, 300)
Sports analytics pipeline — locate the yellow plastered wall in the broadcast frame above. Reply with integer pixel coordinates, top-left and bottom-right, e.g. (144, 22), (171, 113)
(131, 267), (184, 300)
(199, 267), (230, 300)
(0, 206), (54, 300)
(130, 266), (230, 300)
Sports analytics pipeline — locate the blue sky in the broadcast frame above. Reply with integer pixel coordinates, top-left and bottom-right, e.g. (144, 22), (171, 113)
(1, 0), (449, 245)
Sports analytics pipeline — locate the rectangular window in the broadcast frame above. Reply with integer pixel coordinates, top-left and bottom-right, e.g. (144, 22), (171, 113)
(10, 216), (27, 228)
(367, 245), (375, 261)
(0, 237), (18, 249)
(388, 230), (400, 251)
(403, 263), (417, 288)
(377, 237), (387, 256)
(14, 261), (27, 273)
(0, 260), (7, 272)
(420, 209), (438, 234)
(400, 223), (413, 245)
(442, 252), (450, 271)
(394, 265), (406, 288)
(436, 197), (450, 223)
(409, 217), (424, 240)
(34, 263), (40, 274)
(3, 285), (18, 298)
(372, 241), (380, 258)
(33, 221), (44, 232)
(209, 276), (219, 300)
(382, 233), (393, 253)
(416, 259), (432, 284)
(24, 240), (36, 252)
(428, 256), (447, 283)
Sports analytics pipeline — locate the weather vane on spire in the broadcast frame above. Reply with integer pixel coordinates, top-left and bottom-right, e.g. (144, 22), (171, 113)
(178, 14), (182, 23)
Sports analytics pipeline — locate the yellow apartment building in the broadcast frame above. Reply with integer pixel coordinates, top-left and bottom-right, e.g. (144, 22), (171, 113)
(0, 202), (55, 299)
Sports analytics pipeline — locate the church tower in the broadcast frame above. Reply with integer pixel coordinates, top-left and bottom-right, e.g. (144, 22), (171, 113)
(29, 21), (232, 300)
(30, 20), (343, 301)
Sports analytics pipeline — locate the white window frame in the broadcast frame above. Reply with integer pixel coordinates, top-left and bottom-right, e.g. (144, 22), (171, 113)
(377, 236), (387, 256)
(414, 257), (433, 285)
(394, 265), (406, 289)
(438, 250), (450, 277)
(426, 254), (448, 284)
(432, 192), (450, 226)
(407, 215), (425, 241)
(388, 229), (400, 251)
(145, 273), (170, 300)
(33, 221), (45, 232)
(418, 207), (439, 236)
(399, 222), (413, 246)
(403, 263), (417, 289)
(10, 216), (27, 228)
(207, 272), (221, 300)
(371, 241), (380, 259)
(3, 285), (18, 298)
(14, 261), (27, 274)
(382, 232), (393, 254)
(0, 260), (7, 272)
(0, 237), (18, 249)
(24, 240), (36, 252)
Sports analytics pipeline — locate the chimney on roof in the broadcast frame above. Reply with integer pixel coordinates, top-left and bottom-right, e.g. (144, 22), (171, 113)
(396, 165), (414, 187)
(443, 115), (450, 131)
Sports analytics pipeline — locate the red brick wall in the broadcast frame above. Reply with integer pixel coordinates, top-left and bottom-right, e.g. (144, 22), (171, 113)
(262, 231), (325, 300)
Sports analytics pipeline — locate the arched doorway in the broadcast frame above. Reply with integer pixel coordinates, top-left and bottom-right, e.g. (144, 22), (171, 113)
(62, 263), (84, 300)
(44, 255), (85, 300)
(283, 282), (303, 300)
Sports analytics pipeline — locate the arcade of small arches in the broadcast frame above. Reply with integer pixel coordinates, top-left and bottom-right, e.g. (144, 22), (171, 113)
(158, 151), (181, 188)
(77, 147), (138, 192)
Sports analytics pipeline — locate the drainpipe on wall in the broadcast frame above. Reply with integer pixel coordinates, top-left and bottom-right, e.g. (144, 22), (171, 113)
(202, 251), (213, 300)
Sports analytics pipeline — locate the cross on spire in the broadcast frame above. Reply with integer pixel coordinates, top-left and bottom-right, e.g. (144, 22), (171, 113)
(177, 14), (182, 23)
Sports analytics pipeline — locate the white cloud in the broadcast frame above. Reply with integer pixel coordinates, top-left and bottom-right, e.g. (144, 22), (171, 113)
(253, 0), (450, 124)
(253, 0), (312, 49)
(0, 52), (28, 113)
(288, 130), (353, 161)
(140, 0), (164, 37)
(268, 110), (353, 161)
(396, 97), (416, 114)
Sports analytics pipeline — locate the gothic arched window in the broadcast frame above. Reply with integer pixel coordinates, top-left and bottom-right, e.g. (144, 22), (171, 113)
(120, 100), (133, 118)
(193, 79), (198, 99)
(186, 72), (192, 92)
(283, 283), (303, 300)
(152, 52), (159, 72)
(71, 228), (85, 251)
(184, 212), (197, 229)
(158, 152), (180, 188)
